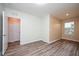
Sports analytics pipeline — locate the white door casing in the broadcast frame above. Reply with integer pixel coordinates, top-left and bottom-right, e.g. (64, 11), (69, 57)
(2, 11), (8, 55)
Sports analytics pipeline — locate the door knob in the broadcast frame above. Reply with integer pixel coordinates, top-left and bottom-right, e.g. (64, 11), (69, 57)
(2, 35), (7, 36)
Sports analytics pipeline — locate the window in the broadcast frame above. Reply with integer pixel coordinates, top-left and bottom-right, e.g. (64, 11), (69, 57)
(64, 21), (74, 35)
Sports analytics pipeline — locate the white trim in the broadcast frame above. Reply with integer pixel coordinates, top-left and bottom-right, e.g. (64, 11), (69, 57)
(48, 39), (61, 44)
(20, 39), (41, 45)
(41, 39), (49, 43)
(62, 37), (79, 42)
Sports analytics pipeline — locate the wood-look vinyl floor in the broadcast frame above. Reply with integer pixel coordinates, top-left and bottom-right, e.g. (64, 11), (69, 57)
(5, 40), (47, 56)
(5, 39), (79, 56)
(8, 41), (20, 50)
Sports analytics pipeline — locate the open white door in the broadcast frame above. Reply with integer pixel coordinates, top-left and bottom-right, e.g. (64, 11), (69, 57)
(2, 11), (8, 55)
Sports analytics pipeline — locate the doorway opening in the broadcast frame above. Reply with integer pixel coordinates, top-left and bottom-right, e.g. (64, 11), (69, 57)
(8, 17), (20, 50)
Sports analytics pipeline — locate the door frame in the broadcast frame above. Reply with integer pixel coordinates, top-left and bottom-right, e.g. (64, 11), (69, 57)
(8, 17), (21, 45)
(2, 11), (8, 55)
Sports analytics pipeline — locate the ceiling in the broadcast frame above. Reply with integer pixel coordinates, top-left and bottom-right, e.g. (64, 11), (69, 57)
(2, 3), (79, 20)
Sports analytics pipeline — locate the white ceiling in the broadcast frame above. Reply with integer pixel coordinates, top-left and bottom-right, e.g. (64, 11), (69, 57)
(2, 3), (79, 20)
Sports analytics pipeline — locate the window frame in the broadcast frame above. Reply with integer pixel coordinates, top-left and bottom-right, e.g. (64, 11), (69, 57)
(64, 21), (74, 36)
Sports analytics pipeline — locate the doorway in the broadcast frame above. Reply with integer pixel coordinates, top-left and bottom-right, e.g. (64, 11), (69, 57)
(8, 17), (20, 50)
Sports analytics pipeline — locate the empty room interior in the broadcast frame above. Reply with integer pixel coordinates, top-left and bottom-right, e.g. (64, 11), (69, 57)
(0, 3), (79, 56)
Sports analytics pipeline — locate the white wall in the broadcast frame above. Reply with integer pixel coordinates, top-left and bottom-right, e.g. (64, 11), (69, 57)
(40, 15), (62, 44)
(21, 13), (41, 45)
(49, 16), (62, 43)
(4, 8), (41, 45)
(4, 8), (62, 45)
(40, 15), (50, 43)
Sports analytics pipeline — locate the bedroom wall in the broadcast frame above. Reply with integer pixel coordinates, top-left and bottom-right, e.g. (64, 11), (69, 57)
(62, 17), (79, 42)
(3, 8), (63, 45)
(40, 15), (50, 43)
(20, 13), (41, 45)
(4, 8), (41, 45)
(49, 16), (62, 43)
(40, 15), (62, 43)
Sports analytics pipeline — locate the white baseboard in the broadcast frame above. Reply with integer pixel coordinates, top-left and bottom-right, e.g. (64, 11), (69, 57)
(40, 38), (49, 43)
(20, 38), (61, 45)
(40, 38), (61, 44)
(48, 39), (61, 44)
(20, 39), (41, 45)
(62, 38), (79, 42)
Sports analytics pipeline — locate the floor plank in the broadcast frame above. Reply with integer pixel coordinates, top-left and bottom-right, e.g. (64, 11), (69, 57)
(5, 39), (79, 56)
